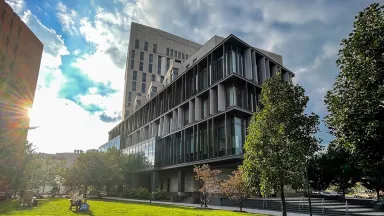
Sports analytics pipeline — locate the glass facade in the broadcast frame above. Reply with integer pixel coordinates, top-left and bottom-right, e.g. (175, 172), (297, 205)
(99, 135), (121, 152)
(122, 138), (155, 170)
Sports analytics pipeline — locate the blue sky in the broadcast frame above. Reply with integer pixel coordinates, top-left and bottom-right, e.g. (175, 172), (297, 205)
(6, 0), (378, 153)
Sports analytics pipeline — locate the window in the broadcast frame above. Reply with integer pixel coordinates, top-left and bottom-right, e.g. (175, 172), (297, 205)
(186, 54), (189, 59)
(218, 126), (226, 152)
(128, 92), (132, 102)
(133, 71), (137, 80)
(160, 76), (164, 83)
(231, 117), (243, 155)
(142, 73), (146, 82)
(131, 50), (135, 59)
(140, 52), (144, 61)
(149, 54), (153, 63)
(144, 41), (148, 51)
(142, 83), (146, 93)
(157, 56), (161, 75)
(139, 62), (143, 71)
(166, 58), (170, 71)
(226, 86), (236, 107)
(152, 86), (157, 92)
(171, 68), (178, 81)
(182, 53), (185, 59)
(135, 39), (139, 49)
(130, 59), (134, 69)
(178, 52), (181, 59)
(202, 98), (208, 118)
(148, 63), (152, 73)
(166, 48), (169, 56)
(152, 74), (156, 81)
(153, 44), (157, 53)
(174, 50), (177, 57)
(132, 81), (136, 91)
(170, 49), (173, 57)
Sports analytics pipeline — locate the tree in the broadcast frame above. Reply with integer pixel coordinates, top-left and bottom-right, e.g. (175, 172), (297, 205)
(308, 151), (333, 192)
(221, 168), (249, 212)
(325, 3), (384, 198)
(241, 164), (261, 197)
(193, 164), (222, 207)
(243, 72), (321, 216)
(327, 141), (361, 200)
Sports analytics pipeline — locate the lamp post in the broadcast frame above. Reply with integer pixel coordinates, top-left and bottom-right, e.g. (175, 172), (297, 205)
(306, 166), (313, 216)
(305, 156), (313, 216)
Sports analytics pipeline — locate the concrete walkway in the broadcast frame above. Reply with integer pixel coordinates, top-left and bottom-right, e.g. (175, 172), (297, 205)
(103, 197), (315, 216)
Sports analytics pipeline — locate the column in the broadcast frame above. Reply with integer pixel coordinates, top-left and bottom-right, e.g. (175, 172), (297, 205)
(258, 56), (266, 84)
(217, 84), (226, 111)
(252, 50), (258, 84)
(177, 107), (183, 129)
(209, 88), (217, 115)
(271, 64), (278, 77)
(195, 97), (201, 121)
(188, 100), (194, 124)
(177, 170), (185, 197)
(161, 56), (167, 76)
(265, 59), (270, 79)
(151, 171), (159, 193)
(172, 110), (177, 132)
(244, 48), (252, 80)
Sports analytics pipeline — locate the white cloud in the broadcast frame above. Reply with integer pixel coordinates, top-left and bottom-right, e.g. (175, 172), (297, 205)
(56, 2), (78, 35)
(5, 0), (25, 14)
(28, 86), (113, 153)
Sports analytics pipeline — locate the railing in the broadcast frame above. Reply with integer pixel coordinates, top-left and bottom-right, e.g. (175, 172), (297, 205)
(299, 196), (304, 212)
(321, 198), (325, 215)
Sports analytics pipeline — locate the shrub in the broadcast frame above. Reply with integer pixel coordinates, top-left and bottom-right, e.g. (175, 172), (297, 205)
(152, 190), (167, 200)
(123, 188), (137, 198)
(136, 187), (150, 199)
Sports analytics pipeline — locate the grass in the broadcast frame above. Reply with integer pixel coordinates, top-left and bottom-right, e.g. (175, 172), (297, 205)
(0, 198), (268, 216)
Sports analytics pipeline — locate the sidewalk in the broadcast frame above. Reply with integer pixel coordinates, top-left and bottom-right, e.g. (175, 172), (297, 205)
(103, 197), (315, 216)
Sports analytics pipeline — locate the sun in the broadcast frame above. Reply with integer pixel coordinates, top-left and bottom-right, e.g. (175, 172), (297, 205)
(27, 107), (35, 119)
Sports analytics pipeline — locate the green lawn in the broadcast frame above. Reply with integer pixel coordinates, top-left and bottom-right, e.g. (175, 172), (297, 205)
(0, 198), (268, 216)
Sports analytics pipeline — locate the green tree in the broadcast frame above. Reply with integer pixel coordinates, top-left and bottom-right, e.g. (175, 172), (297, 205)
(327, 141), (361, 200)
(243, 72), (321, 216)
(324, 3), (384, 198)
(308, 151), (333, 192)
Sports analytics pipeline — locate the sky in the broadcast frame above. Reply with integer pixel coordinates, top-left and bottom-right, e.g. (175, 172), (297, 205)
(5, 0), (379, 153)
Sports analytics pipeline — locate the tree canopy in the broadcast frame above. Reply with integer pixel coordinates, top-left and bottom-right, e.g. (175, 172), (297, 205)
(243, 72), (320, 216)
(325, 3), (384, 196)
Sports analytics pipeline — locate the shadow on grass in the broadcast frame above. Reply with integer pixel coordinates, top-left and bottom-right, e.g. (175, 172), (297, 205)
(0, 198), (49, 215)
(96, 199), (250, 214)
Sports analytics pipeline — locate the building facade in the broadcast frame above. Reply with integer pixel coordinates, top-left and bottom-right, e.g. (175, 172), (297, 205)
(122, 22), (202, 119)
(0, 0), (43, 147)
(107, 23), (294, 198)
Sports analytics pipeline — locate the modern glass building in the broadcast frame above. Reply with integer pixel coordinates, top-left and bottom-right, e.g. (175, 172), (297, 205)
(106, 23), (294, 198)
(98, 135), (121, 152)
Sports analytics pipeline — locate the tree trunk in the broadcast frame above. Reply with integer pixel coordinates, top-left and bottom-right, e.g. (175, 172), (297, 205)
(280, 183), (287, 216)
(377, 188), (380, 200)
(342, 185), (346, 201)
(42, 184), (45, 194)
(240, 200), (243, 212)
